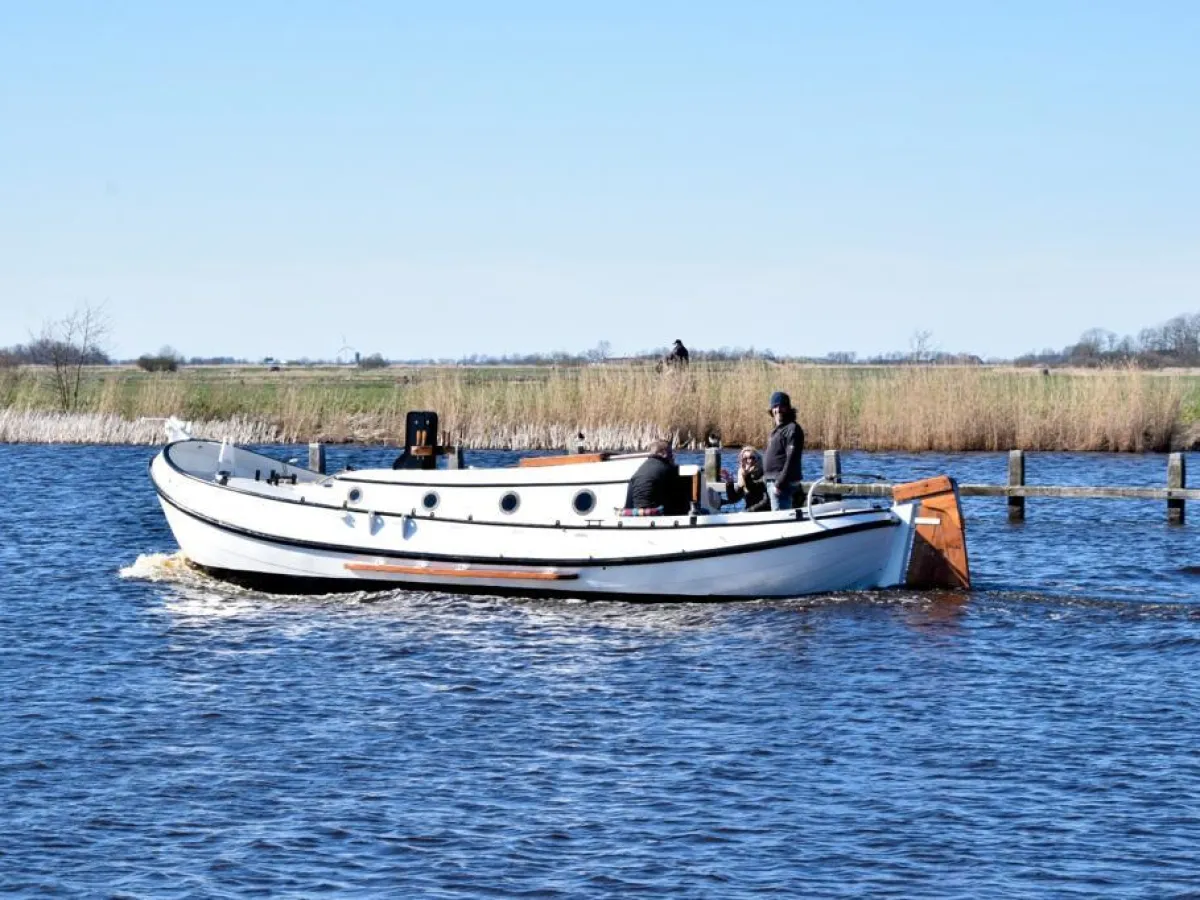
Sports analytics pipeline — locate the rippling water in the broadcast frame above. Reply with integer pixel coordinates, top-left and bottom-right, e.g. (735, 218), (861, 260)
(4, 445), (1200, 897)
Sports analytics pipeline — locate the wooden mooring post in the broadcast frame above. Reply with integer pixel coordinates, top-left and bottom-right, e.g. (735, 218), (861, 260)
(823, 449), (842, 482)
(1008, 450), (1025, 523)
(704, 447), (722, 485)
(1169, 452), (1187, 525)
(308, 442), (326, 475)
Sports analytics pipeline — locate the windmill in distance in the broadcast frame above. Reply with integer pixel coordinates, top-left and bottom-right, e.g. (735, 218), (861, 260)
(336, 335), (358, 366)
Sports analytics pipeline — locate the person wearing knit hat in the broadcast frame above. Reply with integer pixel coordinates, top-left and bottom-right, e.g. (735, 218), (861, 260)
(762, 390), (804, 510)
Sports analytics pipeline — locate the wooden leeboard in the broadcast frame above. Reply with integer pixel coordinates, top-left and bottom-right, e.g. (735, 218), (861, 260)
(893, 476), (971, 589)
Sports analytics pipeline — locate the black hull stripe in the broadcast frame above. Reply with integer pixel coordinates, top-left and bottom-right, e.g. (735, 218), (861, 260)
(157, 445), (889, 533)
(156, 485), (899, 569)
(192, 563), (815, 602)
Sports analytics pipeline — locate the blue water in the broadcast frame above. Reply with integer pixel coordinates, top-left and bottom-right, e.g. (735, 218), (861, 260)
(4, 445), (1200, 897)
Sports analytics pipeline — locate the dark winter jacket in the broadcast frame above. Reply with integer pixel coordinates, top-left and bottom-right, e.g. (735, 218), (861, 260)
(624, 456), (688, 514)
(763, 418), (804, 486)
(727, 473), (771, 512)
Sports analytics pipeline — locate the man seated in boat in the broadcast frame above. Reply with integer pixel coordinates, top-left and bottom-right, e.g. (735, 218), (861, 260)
(623, 440), (690, 516)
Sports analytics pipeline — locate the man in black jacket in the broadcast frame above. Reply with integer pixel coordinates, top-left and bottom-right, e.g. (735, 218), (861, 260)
(762, 391), (804, 510)
(624, 440), (688, 514)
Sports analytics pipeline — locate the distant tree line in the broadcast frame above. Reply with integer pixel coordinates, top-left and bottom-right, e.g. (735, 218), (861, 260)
(1014, 313), (1200, 369)
(0, 337), (110, 367)
(3, 308), (1198, 375)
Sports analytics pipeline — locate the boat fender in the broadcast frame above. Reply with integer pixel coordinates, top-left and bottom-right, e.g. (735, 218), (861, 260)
(217, 471), (230, 486)
(255, 469), (261, 481)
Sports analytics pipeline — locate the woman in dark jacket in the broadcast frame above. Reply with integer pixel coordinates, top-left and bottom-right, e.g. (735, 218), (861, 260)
(726, 446), (771, 512)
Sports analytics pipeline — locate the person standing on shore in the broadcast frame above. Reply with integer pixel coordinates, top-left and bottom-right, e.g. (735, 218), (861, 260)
(762, 391), (804, 510)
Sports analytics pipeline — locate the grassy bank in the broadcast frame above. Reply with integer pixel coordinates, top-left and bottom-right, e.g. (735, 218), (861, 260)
(1, 362), (1196, 451)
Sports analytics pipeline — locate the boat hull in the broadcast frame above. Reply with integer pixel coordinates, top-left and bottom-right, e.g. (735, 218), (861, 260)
(149, 440), (967, 600)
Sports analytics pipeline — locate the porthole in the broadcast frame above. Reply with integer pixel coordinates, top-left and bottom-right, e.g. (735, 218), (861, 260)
(348, 488), (363, 503)
(572, 489), (596, 516)
(422, 491), (440, 511)
(500, 491), (520, 514)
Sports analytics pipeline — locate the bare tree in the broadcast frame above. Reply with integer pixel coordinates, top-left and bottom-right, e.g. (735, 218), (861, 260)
(37, 303), (110, 412)
(585, 340), (612, 363)
(909, 330), (936, 363)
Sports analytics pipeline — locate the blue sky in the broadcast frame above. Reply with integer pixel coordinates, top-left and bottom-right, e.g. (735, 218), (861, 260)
(1, 1), (1197, 360)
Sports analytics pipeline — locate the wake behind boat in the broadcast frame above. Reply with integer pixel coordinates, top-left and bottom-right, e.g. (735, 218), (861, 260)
(149, 414), (970, 601)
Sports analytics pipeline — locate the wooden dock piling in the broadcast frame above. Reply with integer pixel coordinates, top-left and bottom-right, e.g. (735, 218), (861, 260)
(1008, 450), (1025, 522)
(823, 449), (842, 482)
(308, 442), (326, 475)
(1168, 452), (1186, 525)
(704, 447), (721, 485)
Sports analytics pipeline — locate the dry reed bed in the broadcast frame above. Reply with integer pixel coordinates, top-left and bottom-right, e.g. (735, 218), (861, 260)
(0, 410), (279, 445)
(0, 364), (1191, 451)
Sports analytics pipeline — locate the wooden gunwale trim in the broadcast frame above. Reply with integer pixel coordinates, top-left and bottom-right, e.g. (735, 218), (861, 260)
(518, 453), (611, 467)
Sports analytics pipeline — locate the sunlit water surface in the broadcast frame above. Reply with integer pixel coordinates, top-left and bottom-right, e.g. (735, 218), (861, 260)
(3, 445), (1200, 897)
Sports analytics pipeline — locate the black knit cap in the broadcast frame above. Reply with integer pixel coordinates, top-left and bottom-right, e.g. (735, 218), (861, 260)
(768, 390), (791, 411)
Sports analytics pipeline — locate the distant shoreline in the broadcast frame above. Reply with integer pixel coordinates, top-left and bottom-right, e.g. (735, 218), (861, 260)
(1, 362), (1197, 452)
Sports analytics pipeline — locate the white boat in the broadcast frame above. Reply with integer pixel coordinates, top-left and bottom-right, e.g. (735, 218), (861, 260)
(149, 426), (970, 600)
